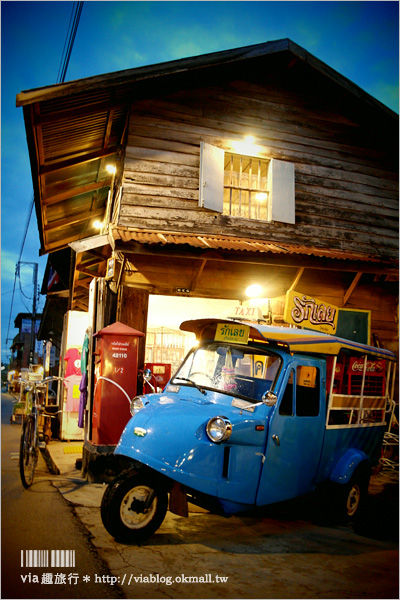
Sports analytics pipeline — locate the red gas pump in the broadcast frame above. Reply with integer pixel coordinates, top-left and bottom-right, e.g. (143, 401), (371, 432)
(91, 322), (144, 445)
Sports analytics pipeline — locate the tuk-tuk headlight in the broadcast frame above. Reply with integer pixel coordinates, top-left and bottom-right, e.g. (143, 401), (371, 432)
(206, 416), (232, 443)
(130, 396), (145, 416)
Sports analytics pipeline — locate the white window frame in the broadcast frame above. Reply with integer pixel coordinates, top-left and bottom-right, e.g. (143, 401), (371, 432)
(199, 142), (295, 224)
(199, 143), (224, 212)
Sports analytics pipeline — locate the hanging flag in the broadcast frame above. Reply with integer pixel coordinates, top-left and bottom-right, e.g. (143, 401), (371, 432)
(47, 266), (60, 290)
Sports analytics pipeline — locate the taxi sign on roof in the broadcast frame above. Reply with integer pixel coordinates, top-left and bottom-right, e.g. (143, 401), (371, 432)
(228, 305), (264, 322)
(214, 322), (250, 345)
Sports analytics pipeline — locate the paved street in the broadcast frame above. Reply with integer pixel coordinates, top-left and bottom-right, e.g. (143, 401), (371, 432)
(71, 485), (399, 599)
(2, 390), (399, 599)
(1, 392), (122, 599)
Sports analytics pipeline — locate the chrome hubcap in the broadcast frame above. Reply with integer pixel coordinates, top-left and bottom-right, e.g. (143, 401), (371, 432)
(120, 485), (157, 529)
(346, 484), (361, 516)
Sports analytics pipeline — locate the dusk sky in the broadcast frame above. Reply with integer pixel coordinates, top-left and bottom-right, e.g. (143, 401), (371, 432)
(1, 0), (399, 363)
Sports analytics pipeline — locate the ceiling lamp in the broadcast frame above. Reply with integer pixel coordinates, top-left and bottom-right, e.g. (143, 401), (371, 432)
(245, 284), (263, 298)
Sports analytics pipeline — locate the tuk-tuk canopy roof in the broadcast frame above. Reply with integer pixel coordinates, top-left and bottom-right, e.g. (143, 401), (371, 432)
(180, 318), (396, 361)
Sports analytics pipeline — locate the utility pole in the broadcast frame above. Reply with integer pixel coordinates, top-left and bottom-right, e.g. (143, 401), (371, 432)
(17, 261), (38, 367)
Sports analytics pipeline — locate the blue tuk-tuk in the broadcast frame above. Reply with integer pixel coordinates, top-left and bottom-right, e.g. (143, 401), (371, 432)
(100, 318), (396, 542)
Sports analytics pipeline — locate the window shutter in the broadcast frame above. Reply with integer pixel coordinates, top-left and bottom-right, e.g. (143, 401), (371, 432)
(199, 142), (224, 212)
(267, 159), (295, 224)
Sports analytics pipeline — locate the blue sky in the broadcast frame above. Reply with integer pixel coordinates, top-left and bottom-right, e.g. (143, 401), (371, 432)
(1, 0), (399, 363)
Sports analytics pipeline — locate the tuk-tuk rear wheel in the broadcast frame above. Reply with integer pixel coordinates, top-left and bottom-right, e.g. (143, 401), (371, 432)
(345, 481), (361, 517)
(315, 465), (370, 525)
(101, 471), (168, 543)
(333, 467), (370, 523)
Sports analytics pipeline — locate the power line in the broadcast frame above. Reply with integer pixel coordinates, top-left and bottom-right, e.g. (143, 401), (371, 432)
(5, 193), (34, 350)
(57, 2), (84, 84)
(5, 2), (84, 360)
(18, 194), (35, 264)
(5, 268), (18, 349)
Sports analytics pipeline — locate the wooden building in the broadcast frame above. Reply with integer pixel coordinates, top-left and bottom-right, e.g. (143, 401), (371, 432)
(17, 39), (398, 370)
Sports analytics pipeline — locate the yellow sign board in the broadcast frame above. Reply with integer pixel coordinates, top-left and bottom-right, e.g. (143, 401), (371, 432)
(214, 323), (250, 345)
(284, 290), (339, 334)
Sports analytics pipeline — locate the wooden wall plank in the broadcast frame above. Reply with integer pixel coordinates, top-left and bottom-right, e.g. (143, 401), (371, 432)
(129, 113), (389, 165)
(120, 77), (398, 263)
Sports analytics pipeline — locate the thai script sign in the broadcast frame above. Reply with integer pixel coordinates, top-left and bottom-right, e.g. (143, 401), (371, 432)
(284, 290), (339, 334)
(214, 323), (250, 345)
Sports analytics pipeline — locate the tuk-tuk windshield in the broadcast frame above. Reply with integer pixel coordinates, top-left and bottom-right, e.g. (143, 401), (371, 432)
(172, 342), (282, 403)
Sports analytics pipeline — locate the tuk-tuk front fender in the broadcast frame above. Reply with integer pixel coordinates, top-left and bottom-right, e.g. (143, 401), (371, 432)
(114, 395), (268, 506)
(330, 449), (370, 484)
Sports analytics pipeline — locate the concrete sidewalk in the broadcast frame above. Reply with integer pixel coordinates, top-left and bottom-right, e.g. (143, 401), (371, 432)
(44, 439), (106, 508)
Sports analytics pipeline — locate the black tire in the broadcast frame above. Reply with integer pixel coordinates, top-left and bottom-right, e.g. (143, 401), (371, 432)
(100, 471), (168, 543)
(340, 467), (370, 522)
(331, 466), (370, 523)
(19, 417), (38, 489)
(315, 464), (370, 525)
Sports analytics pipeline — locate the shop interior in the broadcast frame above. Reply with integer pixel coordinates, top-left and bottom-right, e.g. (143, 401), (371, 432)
(146, 296), (239, 374)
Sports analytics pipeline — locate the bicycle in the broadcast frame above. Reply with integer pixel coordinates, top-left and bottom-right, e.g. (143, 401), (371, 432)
(19, 375), (63, 489)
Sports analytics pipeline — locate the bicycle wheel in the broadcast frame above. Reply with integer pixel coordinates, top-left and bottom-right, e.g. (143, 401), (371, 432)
(19, 416), (38, 488)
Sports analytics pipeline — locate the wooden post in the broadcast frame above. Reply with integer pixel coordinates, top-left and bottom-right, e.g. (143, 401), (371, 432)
(117, 286), (149, 393)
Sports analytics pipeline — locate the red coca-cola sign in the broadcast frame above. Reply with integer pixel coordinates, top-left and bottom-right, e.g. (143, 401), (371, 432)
(349, 357), (385, 374)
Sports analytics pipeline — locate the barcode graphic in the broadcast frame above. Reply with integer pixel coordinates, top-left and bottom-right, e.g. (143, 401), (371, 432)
(21, 550), (49, 568)
(21, 550), (75, 568)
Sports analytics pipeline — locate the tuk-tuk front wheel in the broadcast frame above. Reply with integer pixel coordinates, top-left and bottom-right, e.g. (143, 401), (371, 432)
(101, 471), (168, 543)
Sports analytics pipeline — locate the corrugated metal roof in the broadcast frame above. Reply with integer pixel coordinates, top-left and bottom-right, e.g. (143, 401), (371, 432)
(116, 229), (291, 253)
(111, 226), (386, 263)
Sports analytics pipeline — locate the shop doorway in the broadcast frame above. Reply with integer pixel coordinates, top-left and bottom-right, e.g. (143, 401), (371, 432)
(145, 296), (238, 375)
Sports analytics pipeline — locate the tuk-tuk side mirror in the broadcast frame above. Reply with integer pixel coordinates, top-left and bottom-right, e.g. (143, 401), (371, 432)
(262, 390), (277, 406)
(143, 368), (152, 381)
(142, 368), (155, 393)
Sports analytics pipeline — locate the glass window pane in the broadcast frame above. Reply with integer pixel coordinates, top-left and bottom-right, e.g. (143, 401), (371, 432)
(223, 152), (269, 220)
(296, 366), (320, 417)
(279, 370), (294, 416)
(173, 342), (281, 403)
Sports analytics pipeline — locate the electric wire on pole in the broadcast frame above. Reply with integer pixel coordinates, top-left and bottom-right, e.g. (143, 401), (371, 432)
(57, 1), (84, 84)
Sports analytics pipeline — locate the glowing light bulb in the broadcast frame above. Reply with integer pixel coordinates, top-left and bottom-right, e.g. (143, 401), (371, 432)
(245, 284), (263, 297)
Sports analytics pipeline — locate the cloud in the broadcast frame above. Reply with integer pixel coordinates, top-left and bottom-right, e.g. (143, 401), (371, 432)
(1, 250), (19, 287)
(106, 33), (148, 70)
(369, 82), (399, 112)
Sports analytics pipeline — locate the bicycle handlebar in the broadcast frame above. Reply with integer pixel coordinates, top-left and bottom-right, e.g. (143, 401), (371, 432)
(18, 375), (65, 386)
(39, 376), (65, 384)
